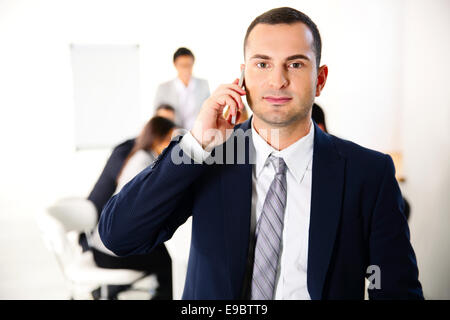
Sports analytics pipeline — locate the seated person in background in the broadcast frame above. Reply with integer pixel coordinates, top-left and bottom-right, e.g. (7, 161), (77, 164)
(86, 140), (134, 221)
(84, 116), (177, 300)
(115, 116), (176, 192)
(155, 104), (176, 123)
(86, 104), (176, 220)
(404, 198), (410, 222)
(311, 102), (328, 133)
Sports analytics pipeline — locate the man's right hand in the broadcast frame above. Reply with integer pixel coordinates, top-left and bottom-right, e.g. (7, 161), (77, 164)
(190, 79), (246, 151)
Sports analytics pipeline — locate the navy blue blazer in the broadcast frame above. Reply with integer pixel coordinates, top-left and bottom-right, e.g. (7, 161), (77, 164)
(99, 118), (423, 300)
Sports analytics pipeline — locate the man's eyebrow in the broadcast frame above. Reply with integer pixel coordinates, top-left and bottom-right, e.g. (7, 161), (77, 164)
(249, 54), (272, 60)
(249, 54), (310, 61)
(286, 54), (310, 61)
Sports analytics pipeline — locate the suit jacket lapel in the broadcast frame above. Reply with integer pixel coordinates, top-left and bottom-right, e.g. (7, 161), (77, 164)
(307, 122), (346, 299)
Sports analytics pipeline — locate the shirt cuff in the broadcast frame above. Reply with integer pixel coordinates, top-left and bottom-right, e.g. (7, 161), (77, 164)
(179, 131), (212, 164)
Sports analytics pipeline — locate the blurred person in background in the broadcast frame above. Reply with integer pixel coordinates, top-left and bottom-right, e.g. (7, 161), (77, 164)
(83, 116), (176, 300)
(114, 116), (176, 192)
(153, 47), (210, 130)
(311, 102), (327, 133)
(155, 103), (176, 122)
(86, 105), (176, 219)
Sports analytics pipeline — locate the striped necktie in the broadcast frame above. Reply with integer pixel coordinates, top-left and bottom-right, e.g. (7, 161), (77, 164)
(251, 155), (287, 300)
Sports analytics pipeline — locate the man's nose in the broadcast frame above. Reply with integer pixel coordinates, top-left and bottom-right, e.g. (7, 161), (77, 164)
(268, 67), (289, 89)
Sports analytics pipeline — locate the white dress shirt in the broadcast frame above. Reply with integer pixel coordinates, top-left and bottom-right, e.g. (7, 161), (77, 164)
(114, 149), (157, 195)
(179, 118), (314, 299)
(174, 78), (197, 130)
(250, 120), (314, 300)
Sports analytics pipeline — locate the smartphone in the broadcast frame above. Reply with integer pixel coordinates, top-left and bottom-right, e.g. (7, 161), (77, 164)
(231, 68), (245, 125)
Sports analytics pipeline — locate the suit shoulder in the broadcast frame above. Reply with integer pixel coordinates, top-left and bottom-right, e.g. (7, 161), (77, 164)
(156, 80), (174, 90)
(328, 133), (390, 171)
(194, 77), (209, 86)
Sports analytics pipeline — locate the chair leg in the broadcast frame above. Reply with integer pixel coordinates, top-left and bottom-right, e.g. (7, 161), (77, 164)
(100, 284), (109, 300)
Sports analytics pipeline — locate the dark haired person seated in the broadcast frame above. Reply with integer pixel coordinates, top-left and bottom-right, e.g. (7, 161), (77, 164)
(312, 103), (327, 133)
(82, 116), (176, 299)
(155, 104), (176, 122)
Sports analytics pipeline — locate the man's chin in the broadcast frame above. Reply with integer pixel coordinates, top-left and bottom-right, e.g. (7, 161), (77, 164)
(254, 110), (308, 127)
(257, 115), (295, 127)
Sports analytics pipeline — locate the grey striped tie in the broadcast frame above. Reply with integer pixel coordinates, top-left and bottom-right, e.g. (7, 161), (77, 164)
(251, 155), (287, 300)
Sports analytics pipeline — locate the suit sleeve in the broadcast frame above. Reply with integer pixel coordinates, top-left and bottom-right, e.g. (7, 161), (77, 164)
(368, 155), (424, 299)
(98, 135), (208, 257)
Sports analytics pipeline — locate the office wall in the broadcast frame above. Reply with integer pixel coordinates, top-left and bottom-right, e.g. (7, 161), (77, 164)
(401, 0), (450, 299)
(0, 0), (448, 298)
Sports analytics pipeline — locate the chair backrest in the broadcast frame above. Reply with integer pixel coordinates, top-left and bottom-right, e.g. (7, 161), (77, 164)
(36, 197), (97, 279)
(47, 197), (98, 233)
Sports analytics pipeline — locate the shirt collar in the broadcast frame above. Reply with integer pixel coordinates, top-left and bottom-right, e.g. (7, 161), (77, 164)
(174, 77), (195, 91)
(251, 117), (314, 184)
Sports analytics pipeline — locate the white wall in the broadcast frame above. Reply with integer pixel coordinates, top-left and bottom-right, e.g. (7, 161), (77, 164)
(0, 0), (448, 299)
(401, 0), (450, 299)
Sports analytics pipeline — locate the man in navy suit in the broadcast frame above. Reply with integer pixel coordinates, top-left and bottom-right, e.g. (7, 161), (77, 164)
(99, 7), (423, 299)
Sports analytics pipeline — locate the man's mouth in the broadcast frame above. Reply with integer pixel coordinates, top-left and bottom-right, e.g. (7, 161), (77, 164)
(263, 96), (292, 104)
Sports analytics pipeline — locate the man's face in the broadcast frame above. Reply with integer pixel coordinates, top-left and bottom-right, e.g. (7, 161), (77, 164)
(174, 55), (194, 81)
(244, 23), (324, 128)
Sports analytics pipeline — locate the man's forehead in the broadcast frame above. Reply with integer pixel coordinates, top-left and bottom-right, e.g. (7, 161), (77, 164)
(245, 22), (315, 60)
(175, 55), (194, 63)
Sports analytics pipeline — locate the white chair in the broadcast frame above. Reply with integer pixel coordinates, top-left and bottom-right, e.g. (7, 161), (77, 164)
(36, 197), (155, 299)
(164, 216), (192, 300)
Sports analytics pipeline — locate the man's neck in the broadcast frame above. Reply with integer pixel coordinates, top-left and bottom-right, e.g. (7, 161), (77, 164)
(252, 116), (312, 151)
(178, 76), (191, 87)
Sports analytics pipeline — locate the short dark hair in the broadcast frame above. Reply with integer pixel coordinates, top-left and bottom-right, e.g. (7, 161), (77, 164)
(244, 7), (322, 69)
(173, 47), (195, 63)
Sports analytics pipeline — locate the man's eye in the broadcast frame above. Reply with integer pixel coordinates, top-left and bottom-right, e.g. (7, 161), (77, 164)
(257, 62), (268, 68)
(289, 62), (302, 68)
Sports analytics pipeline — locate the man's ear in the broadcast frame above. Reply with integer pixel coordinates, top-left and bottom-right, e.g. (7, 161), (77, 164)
(315, 65), (328, 97)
